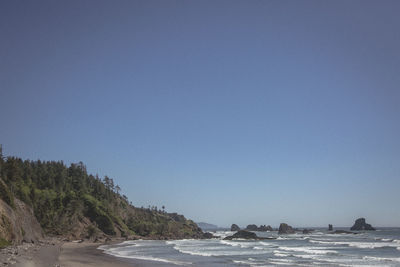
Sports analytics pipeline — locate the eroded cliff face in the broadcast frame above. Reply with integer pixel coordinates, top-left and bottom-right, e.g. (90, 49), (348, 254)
(0, 198), (43, 245)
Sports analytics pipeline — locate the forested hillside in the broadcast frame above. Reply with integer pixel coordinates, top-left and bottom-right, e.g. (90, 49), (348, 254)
(0, 146), (203, 244)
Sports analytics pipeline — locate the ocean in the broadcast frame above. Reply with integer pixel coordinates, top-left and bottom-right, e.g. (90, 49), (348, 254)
(98, 228), (400, 266)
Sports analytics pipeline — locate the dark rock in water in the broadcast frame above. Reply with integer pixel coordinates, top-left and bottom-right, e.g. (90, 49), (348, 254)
(245, 224), (259, 231)
(350, 218), (375, 231)
(302, 229), (313, 234)
(333, 230), (356, 234)
(329, 224), (333, 231)
(258, 225), (273, 231)
(231, 224), (240, 231)
(278, 223), (295, 234)
(224, 230), (258, 240)
(244, 224), (273, 231)
(202, 232), (217, 239)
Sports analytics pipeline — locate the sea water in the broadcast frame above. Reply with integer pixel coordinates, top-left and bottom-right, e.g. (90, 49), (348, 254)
(98, 228), (400, 266)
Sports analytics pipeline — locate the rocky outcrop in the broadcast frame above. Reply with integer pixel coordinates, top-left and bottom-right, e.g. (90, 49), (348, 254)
(258, 225), (273, 231)
(245, 224), (258, 231)
(328, 224), (333, 231)
(333, 230), (356, 234)
(350, 218), (375, 231)
(278, 223), (295, 234)
(0, 198), (43, 245)
(202, 232), (217, 239)
(224, 230), (277, 240)
(302, 229), (313, 234)
(224, 230), (257, 240)
(231, 224), (240, 231)
(244, 224), (273, 231)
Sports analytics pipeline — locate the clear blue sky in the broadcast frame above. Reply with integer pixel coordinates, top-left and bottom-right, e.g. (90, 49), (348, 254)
(1, 0), (399, 227)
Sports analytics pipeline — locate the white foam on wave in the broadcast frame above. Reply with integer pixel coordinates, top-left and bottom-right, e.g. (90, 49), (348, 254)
(276, 236), (309, 241)
(212, 231), (235, 239)
(98, 244), (110, 250)
(166, 239), (199, 245)
(219, 240), (276, 250)
(338, 264), (381, 267)
(220, 240), (254, 248)
(169, 239), (271, 257)
(273, 250), (290, 257)
(277, 246), (338, 255)
(292, 254), (320, 260)
(269, 258), (312, 267)
(100, 247), (192, 266)
(232, 259), (252, 265)
(309, 239), (341, 245)
(173, 246), (268, 257)
(292, 252), (400, 266)
(292, 253), (368, 266)
(312, 231), (324, 235)
(375, 237), (393, 242)
(233, 257), (268, 266)
(363, 255), (400, 262)
(269, 258), (295, 263)
(119, 240), (143, 245)
(258, 241), (277, 247)
(309, 239), (400, 249)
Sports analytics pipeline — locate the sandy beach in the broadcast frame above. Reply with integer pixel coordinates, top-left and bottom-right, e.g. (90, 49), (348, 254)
(3, 239), (177, 267)
(59, 241), (177, 267)
(2, 240), (131, 267)
(58, 242), (135, 267)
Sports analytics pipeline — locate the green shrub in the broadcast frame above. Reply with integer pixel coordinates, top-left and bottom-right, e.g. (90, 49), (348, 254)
(83, 194), (115, 235)
(86, 225), (97, 238)
(17, 184), (31, 204)
(0, 238), (11, 249)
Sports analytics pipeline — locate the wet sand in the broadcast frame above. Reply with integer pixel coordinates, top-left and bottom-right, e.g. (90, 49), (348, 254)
(59, 242), (176, 267)
(59, 242), (135, 267)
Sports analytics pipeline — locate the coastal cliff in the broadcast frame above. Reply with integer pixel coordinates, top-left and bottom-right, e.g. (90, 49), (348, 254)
(0, 153), (203, 246)
(0, 195), (43, 247)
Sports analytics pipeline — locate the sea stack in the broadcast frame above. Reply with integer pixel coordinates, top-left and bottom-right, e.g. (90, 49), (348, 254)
(350, 218), (375, 231)
(224, 230), (258, 240)
(231, 224), (240, 231)
(259, 225), (273, 231)
(245, 224), (258, 231)
(278, 223), (295, 234)
(328, 224), (333, 231)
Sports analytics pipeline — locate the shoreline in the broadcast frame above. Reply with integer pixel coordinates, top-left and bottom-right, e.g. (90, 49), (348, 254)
(59, 241), (135, 267)
(2, 228), (400, 267)
(60, 240), (180, 267)
(1, 238), (177, 267)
